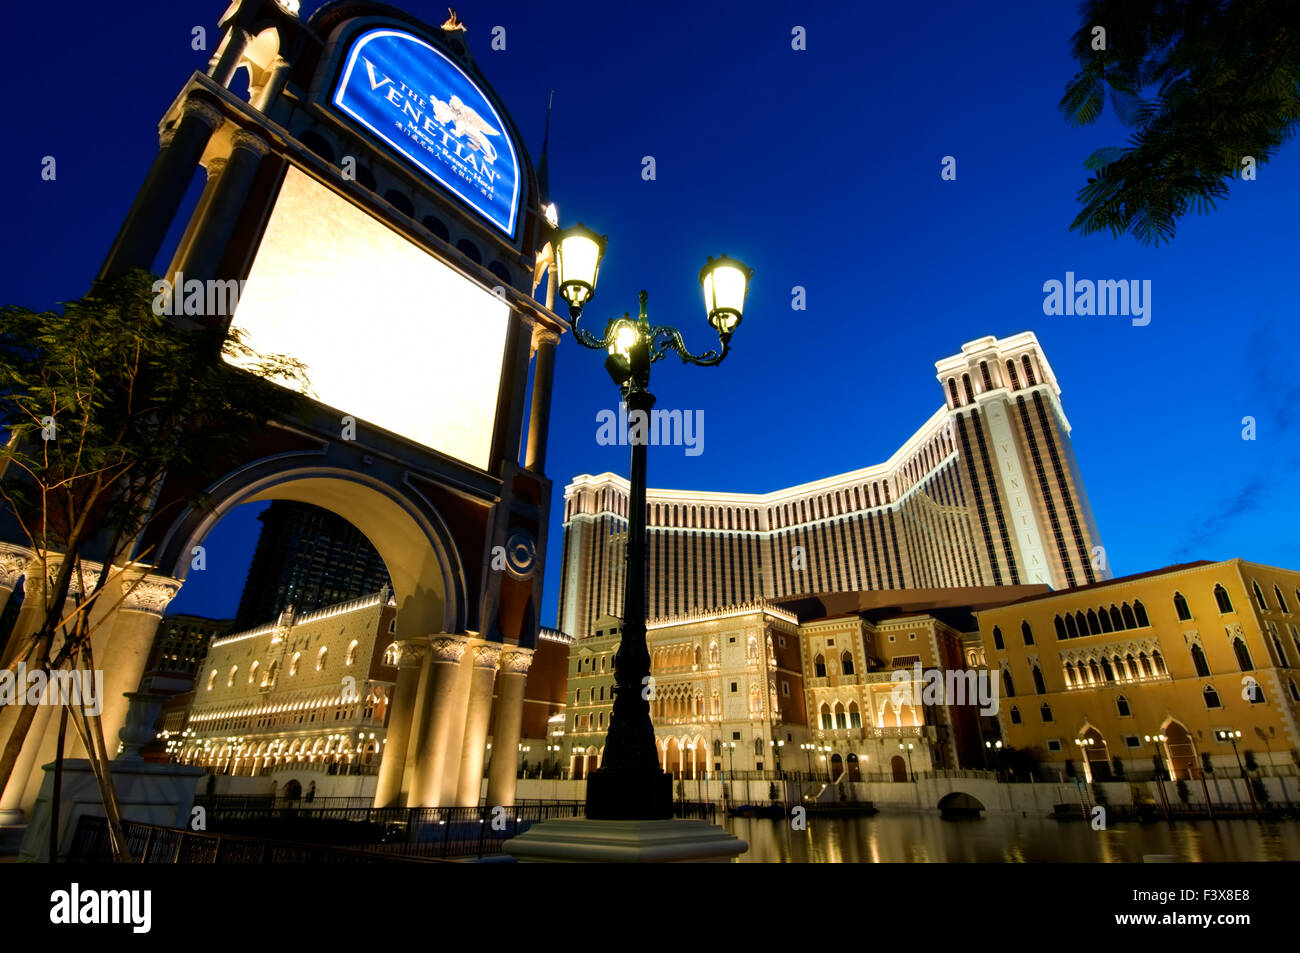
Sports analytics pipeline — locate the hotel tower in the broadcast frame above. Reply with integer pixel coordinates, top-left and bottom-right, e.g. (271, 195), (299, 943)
(559, 333), (1107, 641)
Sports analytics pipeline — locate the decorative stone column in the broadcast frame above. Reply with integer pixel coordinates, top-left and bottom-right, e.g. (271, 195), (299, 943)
(0, 542), (33, 624)
(524, 327), (561, 472)
(486, 647), (534, 807)
(208, 27), (250, 87)
(98, 98), (224, 280)
(456, 645), (501, 806)
(408, 635), (469, 807)
(253, 55), (292, 112)
(173, 129), (271, 286)
(373, 637), (428, 808)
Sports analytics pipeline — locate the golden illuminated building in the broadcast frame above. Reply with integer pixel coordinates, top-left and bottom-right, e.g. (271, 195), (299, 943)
(977, 559), (1300, 782)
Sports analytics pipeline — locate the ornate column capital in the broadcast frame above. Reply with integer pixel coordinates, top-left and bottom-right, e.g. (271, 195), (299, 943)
(394, 637), (431, 669)
(473, 644), (502, 670)
(119, 576), (181, 618)
(500, 647), (535, 675)
(203, 155), (229, 179)
(0, 543), (34, 590)
(180, 99), (225, 133)
(531, 325), (561, 350)
(429, 634), (470, 664)
(229, 128), (271, 159)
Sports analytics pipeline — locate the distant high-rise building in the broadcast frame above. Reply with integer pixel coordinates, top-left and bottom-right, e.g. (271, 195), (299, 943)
(560, 333), (1108, 641)
(148, 613), (235, 680)
(235, 502), (391, 628)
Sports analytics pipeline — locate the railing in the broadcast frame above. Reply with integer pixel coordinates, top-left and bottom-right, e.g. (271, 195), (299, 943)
(67, 815), (435, 863)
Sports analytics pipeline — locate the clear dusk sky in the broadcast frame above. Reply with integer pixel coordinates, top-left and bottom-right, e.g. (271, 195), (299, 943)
(2, 1), (1296, 628)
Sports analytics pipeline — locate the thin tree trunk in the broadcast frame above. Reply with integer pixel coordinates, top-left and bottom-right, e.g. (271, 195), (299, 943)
(0, 632), (53, 796)
(78, 642), (132, 862)
(66, 698), (131, 862)
(50, 704), (67, 862)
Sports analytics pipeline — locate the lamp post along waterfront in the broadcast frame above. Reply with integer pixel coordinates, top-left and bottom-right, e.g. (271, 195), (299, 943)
(555, 223), (752, 821)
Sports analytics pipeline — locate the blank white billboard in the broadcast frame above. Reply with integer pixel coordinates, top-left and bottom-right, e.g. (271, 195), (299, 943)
(225, 166), (509, 470)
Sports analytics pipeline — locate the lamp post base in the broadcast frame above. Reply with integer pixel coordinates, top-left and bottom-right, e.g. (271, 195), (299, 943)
(504, 818), (747, 863)
(586, 768), (673, 820)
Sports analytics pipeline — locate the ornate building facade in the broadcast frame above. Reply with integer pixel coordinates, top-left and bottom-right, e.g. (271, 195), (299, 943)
(559, 333), (1107, 645)
(976, 559), (1300, 783)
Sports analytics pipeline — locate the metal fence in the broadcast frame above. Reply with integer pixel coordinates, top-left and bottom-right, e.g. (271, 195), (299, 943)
(67, 814), (436, 863)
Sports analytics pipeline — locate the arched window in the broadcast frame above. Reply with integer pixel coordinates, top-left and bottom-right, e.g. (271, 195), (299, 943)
(1121, 603), (1137, 629)
(345, 640), (359, 666)
(962, 374), (975, 404)
(227, 666), (238, 687)
(248, 661), (259, 684)
(1021, 354), (1037, 385)
(1021, 621), (1034, 646)
(1109, 605), (1124, 630)
(1173, 592), (1191, 621)
(1253, 582), (1268, 610)
(814, 654), (826, 678)
(1089, 659), (1102, 683)
(1075, 611), (1088, 636)
(841, 650), (855, 676)
(1010, 705), (1022, 725)
(1125, 653), (1138, 679)
(1214, 585), (1233, 613)
(694, 645), (702, 667)
(1099, 608), (1113, 633)
(1064, 662), (1076, 686)
(713, 739), (722, 756)
(1137, 652), (1153, 677)
(289, 652), (300, 676)
(820, 703), (833, 730)
(1006, 359), (1021, 389)
(835, 703), (847, 729)
(1233, 638), (1254, 672)
(207, 669), (217, 691)
(1002, 669), (1015, 697)
(1086, 609), (1101, 635)
(1190, 643), (1211, 677)
(1032, 666), (1046, 694)
(1040, 702), (1053, 723)
(1275, 586), (1289, 613)
(383, 643), (399, 666)
(849, 701), (862, 728)
(1133, 601), (1149, 626)
(1116, 695), (1131, 717)
(1248, 683), (1266, 705)
(1270, 629), (1288, 667)
(993, 626), (1005, 650)
(1054, 616), (1067, 640)
(1289, 678), (1300, 702)
(947, 378), (960, 407)
(1065, 614), (1079, 639)
(317, 646), (328, 671)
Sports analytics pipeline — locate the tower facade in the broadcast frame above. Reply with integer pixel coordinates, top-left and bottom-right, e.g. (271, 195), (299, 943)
(559, 333), (1107, 642)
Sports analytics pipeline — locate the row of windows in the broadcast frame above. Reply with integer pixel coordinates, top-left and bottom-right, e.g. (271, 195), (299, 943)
(1053, 601), (1149, 640)
(1252, 581), (1297, 614)
(945, 354), (1041, 410)
(207, 641), (363, 691)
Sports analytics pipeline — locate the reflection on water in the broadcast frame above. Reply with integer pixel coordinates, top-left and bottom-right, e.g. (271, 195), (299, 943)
(724, 813), (1300, 863)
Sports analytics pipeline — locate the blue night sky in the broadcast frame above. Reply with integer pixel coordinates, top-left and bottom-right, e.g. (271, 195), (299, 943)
(2, 1), (1296, 628)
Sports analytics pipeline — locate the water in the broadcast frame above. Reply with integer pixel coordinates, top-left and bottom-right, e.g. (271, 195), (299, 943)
(723, 813), (1300, 863)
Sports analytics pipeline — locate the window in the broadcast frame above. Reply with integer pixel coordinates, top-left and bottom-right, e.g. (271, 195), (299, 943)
(713, 740), (722, 756)
(993, 626), (1004, 650)
(730, 682), (738, 693)
(1190, 643), (1211, 677)
(841, 651), (855, 676)
(1124, 735), (1141, 748)
(388, 618), (397, 634)
(289, 652), (300, 676)
(1275, 586), (1289, 613)
(383, 643), (399, 666)
(732, 731), (741, 740)
(1133, 601), (1149, 626)
(1021, 621), (1034, 646)
(1203, 685), (1221, 708)
(1040, 703), (1053, 723)
(849, 702), (861, 728)
(1032, 666), (1046, 694)
(1046, 739), (1062, 751)
(207, 669), (217, 691)
(1002, 669), (1015, 697)
(1248, 681), (1266, 704)
(227, 666), (237, 687)
(345, 640), (359, 666)
(1214, 585), (1233, 613)
(814, 653), (826, 678)
(1253, 582), (1268, 610)
(1233, 638), (1254, 672)
(820, 704), (832, 730)
(317, 646), (328, 671)
(1173, 592), (1191, 621)
(782, 681), (790, 696)
(1009, 706), (1021, 724)
(1290, 678), (1300, 702)
(1121, 603), (1137, 629)
(1116, 695), (1131, 717)
(248, 661), (259, 684)
(1054, 616), (1066, 640)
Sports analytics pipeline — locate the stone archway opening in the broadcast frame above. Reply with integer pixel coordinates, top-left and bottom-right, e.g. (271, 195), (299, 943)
(938, 791), (985, 819)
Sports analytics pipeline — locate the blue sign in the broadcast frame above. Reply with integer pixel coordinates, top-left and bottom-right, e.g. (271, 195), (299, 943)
(332, 29), (521, 236)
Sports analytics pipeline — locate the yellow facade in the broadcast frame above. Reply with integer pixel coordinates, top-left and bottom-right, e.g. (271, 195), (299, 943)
(976, 559), (1300, 783)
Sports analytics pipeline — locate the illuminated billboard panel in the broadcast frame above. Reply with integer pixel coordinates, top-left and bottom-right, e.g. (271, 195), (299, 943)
(332, 28), (521, 236)
(225, 166), (509, 470)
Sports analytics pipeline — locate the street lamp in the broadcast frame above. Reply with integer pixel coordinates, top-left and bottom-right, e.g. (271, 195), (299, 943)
(899, 742), (916, 782)
(1216, 729), (1259, 818)
(1254, 725), (1292, 811)
(556, 222), (752, 821)
(1144, 734), (1170, 820)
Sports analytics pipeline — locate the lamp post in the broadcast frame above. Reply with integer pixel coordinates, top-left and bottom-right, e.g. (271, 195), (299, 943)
(555, 223), (752, 821)
(770, 740), (786, 808)
(900, 742), (916, 782)
(1144, 734), (1170, 820)
(1217, 729), (1259, 818)
(985, 739), (1002, 778)
(1254, 726), (1292, 811)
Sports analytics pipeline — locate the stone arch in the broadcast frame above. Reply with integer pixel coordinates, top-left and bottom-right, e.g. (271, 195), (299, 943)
(937, 791), (985, 815)
(156, 464), (465, 640)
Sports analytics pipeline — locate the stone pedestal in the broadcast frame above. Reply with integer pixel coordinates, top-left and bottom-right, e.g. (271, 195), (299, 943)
(504, 819), (747, 863)
(17, 758), (205, 862)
